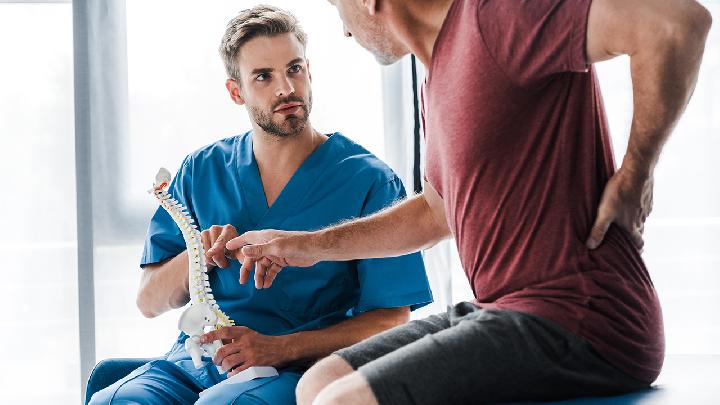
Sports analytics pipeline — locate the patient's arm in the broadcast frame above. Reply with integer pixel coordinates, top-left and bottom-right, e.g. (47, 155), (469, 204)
(227, 181), (452, 288)
(317, 179), (452, 259)
(584, 0), (712, 249)
(136, 252), (190, 318)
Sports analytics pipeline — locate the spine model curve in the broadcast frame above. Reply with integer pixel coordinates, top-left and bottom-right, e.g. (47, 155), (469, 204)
(150, 168), (234, 328)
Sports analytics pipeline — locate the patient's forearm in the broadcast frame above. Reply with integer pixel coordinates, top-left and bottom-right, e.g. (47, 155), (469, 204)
(136, 252), (190, 318)
(281, 307), (410, 365)
(317, 191), (451, 261)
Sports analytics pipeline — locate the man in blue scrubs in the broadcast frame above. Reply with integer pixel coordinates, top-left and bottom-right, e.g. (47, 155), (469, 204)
(89, 5), (432, 405)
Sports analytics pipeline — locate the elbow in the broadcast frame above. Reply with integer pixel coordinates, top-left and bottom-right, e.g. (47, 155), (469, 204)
(418, 214), (452, 250)
(694, 3), (713, 36)
(420, 228), (452, 251)
(136, 268), (158, 318)
(685, 2), (712, 39)
(137, 290), (187, 319)
(136, 289), (158, 318)
(661, 2), (712, 45)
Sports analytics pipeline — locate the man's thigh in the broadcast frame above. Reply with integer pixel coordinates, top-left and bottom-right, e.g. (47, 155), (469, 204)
(195, 370), (302, 405)
(88, 360), (203, 405)
(335, 310), (451, 369)
(355, 306), (648, 405)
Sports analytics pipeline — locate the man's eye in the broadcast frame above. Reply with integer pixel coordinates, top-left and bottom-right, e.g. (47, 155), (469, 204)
(256, 73), (269, 81)
(289, 64), (302, 74)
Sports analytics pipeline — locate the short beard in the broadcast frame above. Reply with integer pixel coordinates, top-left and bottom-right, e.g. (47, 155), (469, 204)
(361, 16), (403, 65)
(249, 93), (312, 138)
(373, 51), (402, 66)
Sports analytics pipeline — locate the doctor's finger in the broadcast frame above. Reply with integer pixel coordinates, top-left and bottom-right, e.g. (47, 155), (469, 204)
(206, 226), (234, 265)
(228, 360), (253, 377)
(209, 251), (229, 269)
(200, 231), (217, 268)
(207, 240), (230, 269)
(202, 325), (249, 344)
(221, 353), (245, 372)
(214, 224), (239, 249)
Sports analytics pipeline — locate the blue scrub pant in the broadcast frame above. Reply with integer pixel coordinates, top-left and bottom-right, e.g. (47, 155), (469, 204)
(88, 338), (301, 405)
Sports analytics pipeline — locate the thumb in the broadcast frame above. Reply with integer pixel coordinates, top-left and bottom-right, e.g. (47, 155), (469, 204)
(586, 211), (613, 250)
(198, 329), (219, 344)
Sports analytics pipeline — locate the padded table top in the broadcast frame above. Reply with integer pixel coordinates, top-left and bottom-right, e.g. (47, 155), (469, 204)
(516, 355), (720, 404)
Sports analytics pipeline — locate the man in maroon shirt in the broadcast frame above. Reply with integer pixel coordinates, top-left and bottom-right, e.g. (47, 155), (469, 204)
(221, 0), (712, 403)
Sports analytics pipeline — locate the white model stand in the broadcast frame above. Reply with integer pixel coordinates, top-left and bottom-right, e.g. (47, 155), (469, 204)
(198, 366), (279, 397)
(150, 168), (234, 372)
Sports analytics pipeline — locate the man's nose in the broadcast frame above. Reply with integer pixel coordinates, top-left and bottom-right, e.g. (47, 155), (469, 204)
(275, 76), (295, 98)
(344, 23), (352, 37)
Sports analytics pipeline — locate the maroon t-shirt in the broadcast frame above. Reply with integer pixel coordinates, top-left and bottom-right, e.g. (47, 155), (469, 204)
(424, 0), (663, 383)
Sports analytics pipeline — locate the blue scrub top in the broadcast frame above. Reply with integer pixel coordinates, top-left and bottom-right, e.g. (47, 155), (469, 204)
(141, 132), (433, 336)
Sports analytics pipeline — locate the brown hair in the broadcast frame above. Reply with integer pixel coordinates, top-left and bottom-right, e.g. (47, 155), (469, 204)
(219, 5), (308, 80)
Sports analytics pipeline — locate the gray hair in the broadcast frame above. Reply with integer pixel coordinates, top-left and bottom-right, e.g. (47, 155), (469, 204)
(219, 5), (308, 81)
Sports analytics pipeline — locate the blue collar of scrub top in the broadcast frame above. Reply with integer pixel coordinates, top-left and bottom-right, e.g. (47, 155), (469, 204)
(234, 131), (339, 228)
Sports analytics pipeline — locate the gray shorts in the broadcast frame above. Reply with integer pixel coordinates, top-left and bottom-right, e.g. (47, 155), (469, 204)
(335, 302), (648, 404)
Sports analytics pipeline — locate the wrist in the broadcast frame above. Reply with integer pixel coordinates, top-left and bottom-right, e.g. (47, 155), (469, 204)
(622, 143), (657, 179)
(277, 333), (300, 363)
(621, 155), (655, 181)
(311, 229), (334, 261)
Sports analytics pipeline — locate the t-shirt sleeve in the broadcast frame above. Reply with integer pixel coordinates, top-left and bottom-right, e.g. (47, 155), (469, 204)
(477, 0), (592, 86)
(353, 176), (433, 314)
(140, 157), (197, 268)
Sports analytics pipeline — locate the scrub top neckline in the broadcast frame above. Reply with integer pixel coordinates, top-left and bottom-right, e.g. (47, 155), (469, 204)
(235, 131), (340, 227)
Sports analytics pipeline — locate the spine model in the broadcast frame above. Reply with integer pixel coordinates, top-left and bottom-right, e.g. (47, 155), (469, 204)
(150, 168), (233, 370)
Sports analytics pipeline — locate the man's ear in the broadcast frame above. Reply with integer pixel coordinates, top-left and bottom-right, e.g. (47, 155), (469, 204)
(225, 79), (245, 105)
(361, 0), (378, 16)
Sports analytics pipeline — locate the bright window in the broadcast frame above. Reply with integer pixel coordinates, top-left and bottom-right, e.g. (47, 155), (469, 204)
(0, 3), (78, 404)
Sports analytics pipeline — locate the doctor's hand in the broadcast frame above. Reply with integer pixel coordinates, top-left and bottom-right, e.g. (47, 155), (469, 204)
(226, 229), (323, 289)
(200, 326), (291, 376)
(202, 224), (239, 269)
(586, 165), (653, 251)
